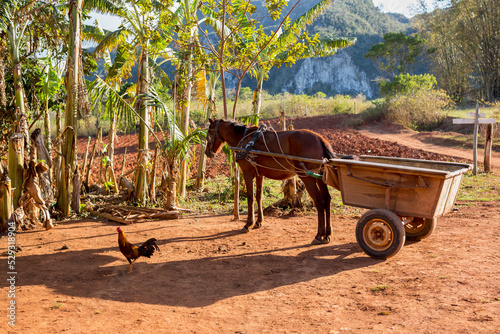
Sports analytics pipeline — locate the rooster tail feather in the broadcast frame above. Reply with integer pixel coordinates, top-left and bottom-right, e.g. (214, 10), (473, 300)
(138, 238), (160, 258)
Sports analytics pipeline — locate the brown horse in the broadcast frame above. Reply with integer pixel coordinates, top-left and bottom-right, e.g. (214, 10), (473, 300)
(205, 118), (339, 244)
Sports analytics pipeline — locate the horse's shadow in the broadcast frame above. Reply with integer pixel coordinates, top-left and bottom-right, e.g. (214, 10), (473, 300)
(15, 231), (378, 308)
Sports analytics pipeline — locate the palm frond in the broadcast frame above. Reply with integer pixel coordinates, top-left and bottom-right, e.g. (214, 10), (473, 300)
(105, 43), (135, 82)
(297, 37), (356, 58)
(87, 76), (136, 128)
(82, 22), (108, 44)
(149, 57), (172, 87)
(85, 0), (127, 16)
(141, 86), (183, 144)
(274, 0), (331, 49)
(93, 28), (130, 58)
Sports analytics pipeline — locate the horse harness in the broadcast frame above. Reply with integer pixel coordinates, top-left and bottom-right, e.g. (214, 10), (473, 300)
(235, 124), (267, 176)
(210, 120), (324, 178)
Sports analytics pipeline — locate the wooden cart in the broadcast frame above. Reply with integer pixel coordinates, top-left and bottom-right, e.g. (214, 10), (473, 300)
(230, 147), (471, 259)
(323, 156), (471, 259)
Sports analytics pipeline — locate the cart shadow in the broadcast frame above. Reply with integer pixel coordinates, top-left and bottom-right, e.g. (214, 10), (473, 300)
(15, 239), (376, 308)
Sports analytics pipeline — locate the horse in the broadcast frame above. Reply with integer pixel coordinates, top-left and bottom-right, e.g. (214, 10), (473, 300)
(205, 118), (340, 244)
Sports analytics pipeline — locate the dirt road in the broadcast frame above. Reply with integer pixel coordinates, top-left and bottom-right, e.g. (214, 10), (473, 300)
(1, 116), (499, 333)
(358, 122), (500, 172)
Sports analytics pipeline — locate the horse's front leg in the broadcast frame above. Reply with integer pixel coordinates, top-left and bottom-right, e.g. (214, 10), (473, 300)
(254, 175), (264, 228)
(242, 172), (256, 232)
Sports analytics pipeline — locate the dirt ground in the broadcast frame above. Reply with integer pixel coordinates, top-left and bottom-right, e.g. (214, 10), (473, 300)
(1, 115), (500, 333)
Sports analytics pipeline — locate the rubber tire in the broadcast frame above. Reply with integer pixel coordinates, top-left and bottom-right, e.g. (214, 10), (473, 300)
(356, 209), (406, 259)
(405, 217), (437, 241)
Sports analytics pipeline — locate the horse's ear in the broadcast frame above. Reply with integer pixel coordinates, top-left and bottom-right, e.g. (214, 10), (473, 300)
(209, 118), (214, 125)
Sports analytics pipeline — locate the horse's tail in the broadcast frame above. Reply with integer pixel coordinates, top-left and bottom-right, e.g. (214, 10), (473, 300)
(321, 137), (359, 161)
(320, 138), (338, 161)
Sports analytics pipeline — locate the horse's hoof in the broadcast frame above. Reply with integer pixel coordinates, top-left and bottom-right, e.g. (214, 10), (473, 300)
(311, 236), (330, 245)
(241, 227), (251, 233)
(253, 223), (262, 230)
(311, 237), (323, 245)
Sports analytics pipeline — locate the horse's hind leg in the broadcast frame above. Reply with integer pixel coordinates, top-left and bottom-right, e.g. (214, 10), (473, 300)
(317, 180), (332, 242)
(301, 176), (328, 244)
(255, 176), (264, 228)
(242, 172), (256, 232)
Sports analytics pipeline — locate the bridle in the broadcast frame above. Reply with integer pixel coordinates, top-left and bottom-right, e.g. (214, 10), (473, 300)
(206, 119), (220, 156)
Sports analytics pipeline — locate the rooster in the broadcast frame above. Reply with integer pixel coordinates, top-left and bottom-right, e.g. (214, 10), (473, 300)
(117, 227), (160, 272)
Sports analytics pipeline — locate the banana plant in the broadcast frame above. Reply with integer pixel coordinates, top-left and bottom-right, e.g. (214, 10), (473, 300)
(0, 0), (31, 117)
(142, 86), (205, 209)
(88, 0), (175, 203)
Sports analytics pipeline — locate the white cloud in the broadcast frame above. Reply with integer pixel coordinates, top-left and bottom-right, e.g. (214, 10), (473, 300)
(372, 0), (440, 17)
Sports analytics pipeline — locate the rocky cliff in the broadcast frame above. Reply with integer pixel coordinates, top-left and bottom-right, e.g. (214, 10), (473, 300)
(283, 51), (374, 98)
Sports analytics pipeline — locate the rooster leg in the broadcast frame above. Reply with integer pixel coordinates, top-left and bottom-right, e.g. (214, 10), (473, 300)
(128, 259), (138, 273)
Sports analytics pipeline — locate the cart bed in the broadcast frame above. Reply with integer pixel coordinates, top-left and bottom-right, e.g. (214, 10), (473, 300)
(324, 156), (471, 219)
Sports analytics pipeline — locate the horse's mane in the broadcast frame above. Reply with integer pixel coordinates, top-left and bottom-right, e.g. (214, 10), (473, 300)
(224, 119), (257, 137)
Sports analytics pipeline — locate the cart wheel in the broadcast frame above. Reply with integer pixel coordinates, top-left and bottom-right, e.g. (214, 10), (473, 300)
(405, 217), (437, 241)
(356, 209), (406, 259)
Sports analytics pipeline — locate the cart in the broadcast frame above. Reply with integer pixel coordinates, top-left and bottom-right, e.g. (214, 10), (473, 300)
(323, 156), (471, 258)
(230, 147), (472, 259)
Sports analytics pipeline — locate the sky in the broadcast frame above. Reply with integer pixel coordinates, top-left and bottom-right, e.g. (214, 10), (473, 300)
(372, 0), (431, 18)
(87, 0), (437, 32)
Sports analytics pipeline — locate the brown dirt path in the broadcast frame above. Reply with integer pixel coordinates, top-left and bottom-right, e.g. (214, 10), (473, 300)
(1, 115), (500, 333)
(358, 122), (500, 172)
(1, 203), (499, 333)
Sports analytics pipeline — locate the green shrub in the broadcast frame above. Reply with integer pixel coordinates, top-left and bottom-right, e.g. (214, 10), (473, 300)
(190, 109), (206, 127)
(380, 74), (437, 97)
(385, 89), (452, 131)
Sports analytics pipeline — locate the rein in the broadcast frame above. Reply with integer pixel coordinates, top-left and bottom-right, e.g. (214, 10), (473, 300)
(236, 124), (323, 177)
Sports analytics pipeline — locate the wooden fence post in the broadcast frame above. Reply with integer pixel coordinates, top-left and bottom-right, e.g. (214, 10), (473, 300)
(453, 102), (496, 175)
(484, 123), (493, 172)
(472, 103), (479, 175)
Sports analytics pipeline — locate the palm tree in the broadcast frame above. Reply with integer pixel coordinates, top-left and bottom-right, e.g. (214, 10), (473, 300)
(0, 0), (31, 118)
(145, 87), (204, 209)
(164, 0), (209, 198)
(90, 0), (174, 204)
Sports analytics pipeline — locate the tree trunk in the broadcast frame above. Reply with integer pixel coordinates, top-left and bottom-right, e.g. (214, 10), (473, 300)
(85, 131), (99, 189)
(179, 57), (193, 199)
(276, 113), (303, 209)
(108, 98), (117, 164)
(30, 129), (53, 204)
(484, 123), (493, 172)
(71, 166), (81, 214)
(82, 136), (91, 177)
(98, 128), (103, 184)
(0, 171), (12, 233)
(149, 145), (158, 202)
(252, 71), (264, 126)
(195, 72), (218, 190)
(58, 0), (83, 216)
(135, 48), (150, 203)
(164, 161), (179, 210)
(233, 152), (240, 220)
(10, 36), (26, 116)
(121, 147), (127, 177)
(8, 134), (24, 210)
(135, 149), (149, 205)
(0, 41), (6, 114)
(44, 103), (52, 185)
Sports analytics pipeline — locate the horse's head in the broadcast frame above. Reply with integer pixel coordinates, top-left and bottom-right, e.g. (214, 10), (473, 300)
(205, 118), (225, 158)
